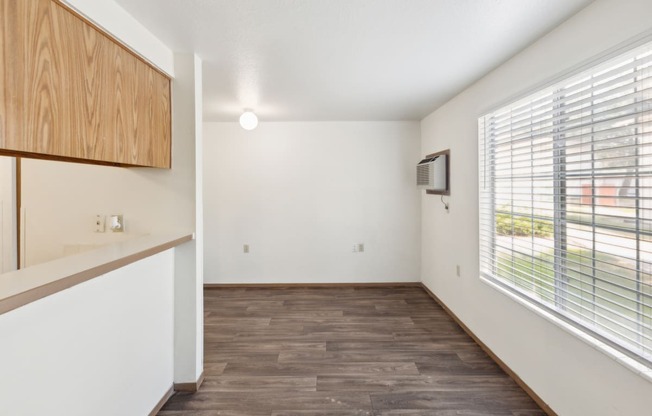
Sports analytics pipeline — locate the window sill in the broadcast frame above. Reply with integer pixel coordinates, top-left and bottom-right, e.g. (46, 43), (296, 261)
(480, 276), (652, 383)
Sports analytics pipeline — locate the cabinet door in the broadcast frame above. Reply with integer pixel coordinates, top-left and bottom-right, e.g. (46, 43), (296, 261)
(105, 39), (172, 168)
(144, 64), (172, 168)
(0, 0), (171, 168)
(0, 0), (27, 156)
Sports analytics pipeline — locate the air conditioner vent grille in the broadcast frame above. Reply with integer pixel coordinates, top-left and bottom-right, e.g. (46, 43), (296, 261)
(416, 154), (447, 192)
(417, 164), (432, 186)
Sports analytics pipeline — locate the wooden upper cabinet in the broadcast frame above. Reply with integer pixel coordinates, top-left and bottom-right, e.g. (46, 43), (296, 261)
(0, 0), (171, 168)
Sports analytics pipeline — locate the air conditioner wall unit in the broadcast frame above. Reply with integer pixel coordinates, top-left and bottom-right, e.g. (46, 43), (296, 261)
(417, 151), (449, 194)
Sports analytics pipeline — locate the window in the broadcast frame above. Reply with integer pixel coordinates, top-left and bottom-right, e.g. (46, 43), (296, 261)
(479, 40), (652, 366)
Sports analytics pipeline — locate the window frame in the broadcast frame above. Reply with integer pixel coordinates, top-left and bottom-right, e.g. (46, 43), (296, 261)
(478, 35), (652, 369)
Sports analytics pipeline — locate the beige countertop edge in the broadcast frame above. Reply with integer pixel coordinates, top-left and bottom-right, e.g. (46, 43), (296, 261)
(0, 233), (193, 316)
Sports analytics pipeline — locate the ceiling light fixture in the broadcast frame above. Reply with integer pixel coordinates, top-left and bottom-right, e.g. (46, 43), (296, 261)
(239, 110), (258, 130)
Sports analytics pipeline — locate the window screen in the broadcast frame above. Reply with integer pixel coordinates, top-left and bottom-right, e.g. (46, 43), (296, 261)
(479, 40), (652, 365)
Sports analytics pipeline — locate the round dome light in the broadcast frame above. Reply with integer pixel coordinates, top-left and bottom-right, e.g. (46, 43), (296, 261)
(239, 111), (258, 130)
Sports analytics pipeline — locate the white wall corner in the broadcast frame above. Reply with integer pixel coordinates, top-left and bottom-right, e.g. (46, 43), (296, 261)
(193, 53), (205, 378)
(172, 53), (203, 383)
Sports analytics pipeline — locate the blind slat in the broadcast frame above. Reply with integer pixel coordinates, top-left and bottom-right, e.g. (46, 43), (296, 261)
(479, 39), (652, 366)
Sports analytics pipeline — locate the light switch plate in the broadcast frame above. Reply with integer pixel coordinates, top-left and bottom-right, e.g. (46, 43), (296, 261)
(109, 214), (124, 232)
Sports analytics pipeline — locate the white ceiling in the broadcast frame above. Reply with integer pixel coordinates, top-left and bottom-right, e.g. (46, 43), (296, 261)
(114, 0), (593, 122)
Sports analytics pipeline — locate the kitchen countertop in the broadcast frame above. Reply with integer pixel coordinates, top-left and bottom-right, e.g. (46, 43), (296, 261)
(0, 232), (193, 315)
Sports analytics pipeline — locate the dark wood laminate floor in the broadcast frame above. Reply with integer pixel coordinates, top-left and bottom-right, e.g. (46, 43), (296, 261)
(158, 286), (545, 416)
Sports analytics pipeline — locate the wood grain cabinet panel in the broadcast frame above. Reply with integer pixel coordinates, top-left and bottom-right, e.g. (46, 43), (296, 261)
(0, 0), (171, 168)
(0, 1), (26, 155)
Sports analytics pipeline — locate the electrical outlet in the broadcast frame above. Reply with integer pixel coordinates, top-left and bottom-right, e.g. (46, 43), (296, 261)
(358, 243), (364, 253)
(352, 244), (358, 253)
(95, 215), (105, 233)
(456, 265), (461, 277)
(243, 244), (249, 253)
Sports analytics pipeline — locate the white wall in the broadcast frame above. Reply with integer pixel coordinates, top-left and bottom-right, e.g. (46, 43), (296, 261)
(193, 55), (205, 377)
(172, 53), (204, 384)
(420, 0), (652, 414)
(204, 122), (421, 283)
(0, 249), (174, 416)
(0, 157), (16, 273)
(21, 160), (138, 266)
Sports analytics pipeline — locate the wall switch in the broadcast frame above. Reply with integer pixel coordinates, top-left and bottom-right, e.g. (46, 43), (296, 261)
(456, 265), (461, 277)
(95, 215), (105, 233)
(109, 214), (124, 232)
(243, 244), (249, 253)
(358, 243), (364, 253)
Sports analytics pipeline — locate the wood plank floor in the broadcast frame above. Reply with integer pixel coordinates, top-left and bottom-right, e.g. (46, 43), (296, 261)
(158, 286), (545, 416)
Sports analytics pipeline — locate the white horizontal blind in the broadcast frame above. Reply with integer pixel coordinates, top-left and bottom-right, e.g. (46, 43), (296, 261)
(479, 41), (652, 365)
